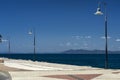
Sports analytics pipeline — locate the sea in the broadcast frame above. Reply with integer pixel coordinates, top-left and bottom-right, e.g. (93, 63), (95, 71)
(0, 53), (120, 69)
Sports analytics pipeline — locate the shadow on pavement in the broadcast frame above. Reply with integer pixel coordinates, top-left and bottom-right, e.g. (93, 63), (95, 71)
(0, 71), (12, 80)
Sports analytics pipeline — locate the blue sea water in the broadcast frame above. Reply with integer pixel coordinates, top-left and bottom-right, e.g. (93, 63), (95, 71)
(0, 54), (120, 69)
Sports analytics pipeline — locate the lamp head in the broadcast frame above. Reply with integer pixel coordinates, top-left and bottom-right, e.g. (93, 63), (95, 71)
(28, 31), (32, 35)
(94, 7), (103, 15)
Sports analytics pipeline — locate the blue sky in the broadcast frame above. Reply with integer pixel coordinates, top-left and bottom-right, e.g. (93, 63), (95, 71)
(0, 0), (120, 53)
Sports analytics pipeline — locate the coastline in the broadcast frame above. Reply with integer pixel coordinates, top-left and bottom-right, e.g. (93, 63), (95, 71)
(0, 58), (120, 80)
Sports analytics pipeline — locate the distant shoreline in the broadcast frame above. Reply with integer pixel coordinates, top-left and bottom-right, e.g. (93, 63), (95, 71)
(62, 49), (120, 54)
(1, 49), (120, 54)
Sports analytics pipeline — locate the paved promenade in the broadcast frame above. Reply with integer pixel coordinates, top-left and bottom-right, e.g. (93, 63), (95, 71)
(0, 58), (120, 80)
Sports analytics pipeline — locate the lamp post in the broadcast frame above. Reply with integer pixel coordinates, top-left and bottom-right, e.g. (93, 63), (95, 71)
(0, 34), (2, 43)
(8, 38), (11, 54)
(94, 2), (108, 69)
(28, 29), (36, 61)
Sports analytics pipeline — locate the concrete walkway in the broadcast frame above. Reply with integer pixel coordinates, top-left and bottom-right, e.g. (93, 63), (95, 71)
(0, 58), (120, 80)
(8, 70), (120, 80)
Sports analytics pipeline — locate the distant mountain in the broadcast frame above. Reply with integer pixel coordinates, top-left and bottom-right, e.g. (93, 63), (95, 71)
(62, 49), (120, 54)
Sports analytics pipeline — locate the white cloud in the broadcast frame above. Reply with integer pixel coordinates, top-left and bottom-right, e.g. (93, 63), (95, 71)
(101, 36), (111, 39)
(72, 36), (83, 39)
(73, 35), (92, 39)
(101, 36), (105, 39)
(116, 39), (120, 42)
(66, 42), (71, 46)
(85, 36), (92, 39)
(2, 39), (8, 42)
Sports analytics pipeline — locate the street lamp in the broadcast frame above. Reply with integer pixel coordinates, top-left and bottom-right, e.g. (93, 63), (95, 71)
(8, 38), (11, 54)
(94, 2), (108, 69)
(0, 34), (2, 43)
(28, 29), (36, 61)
